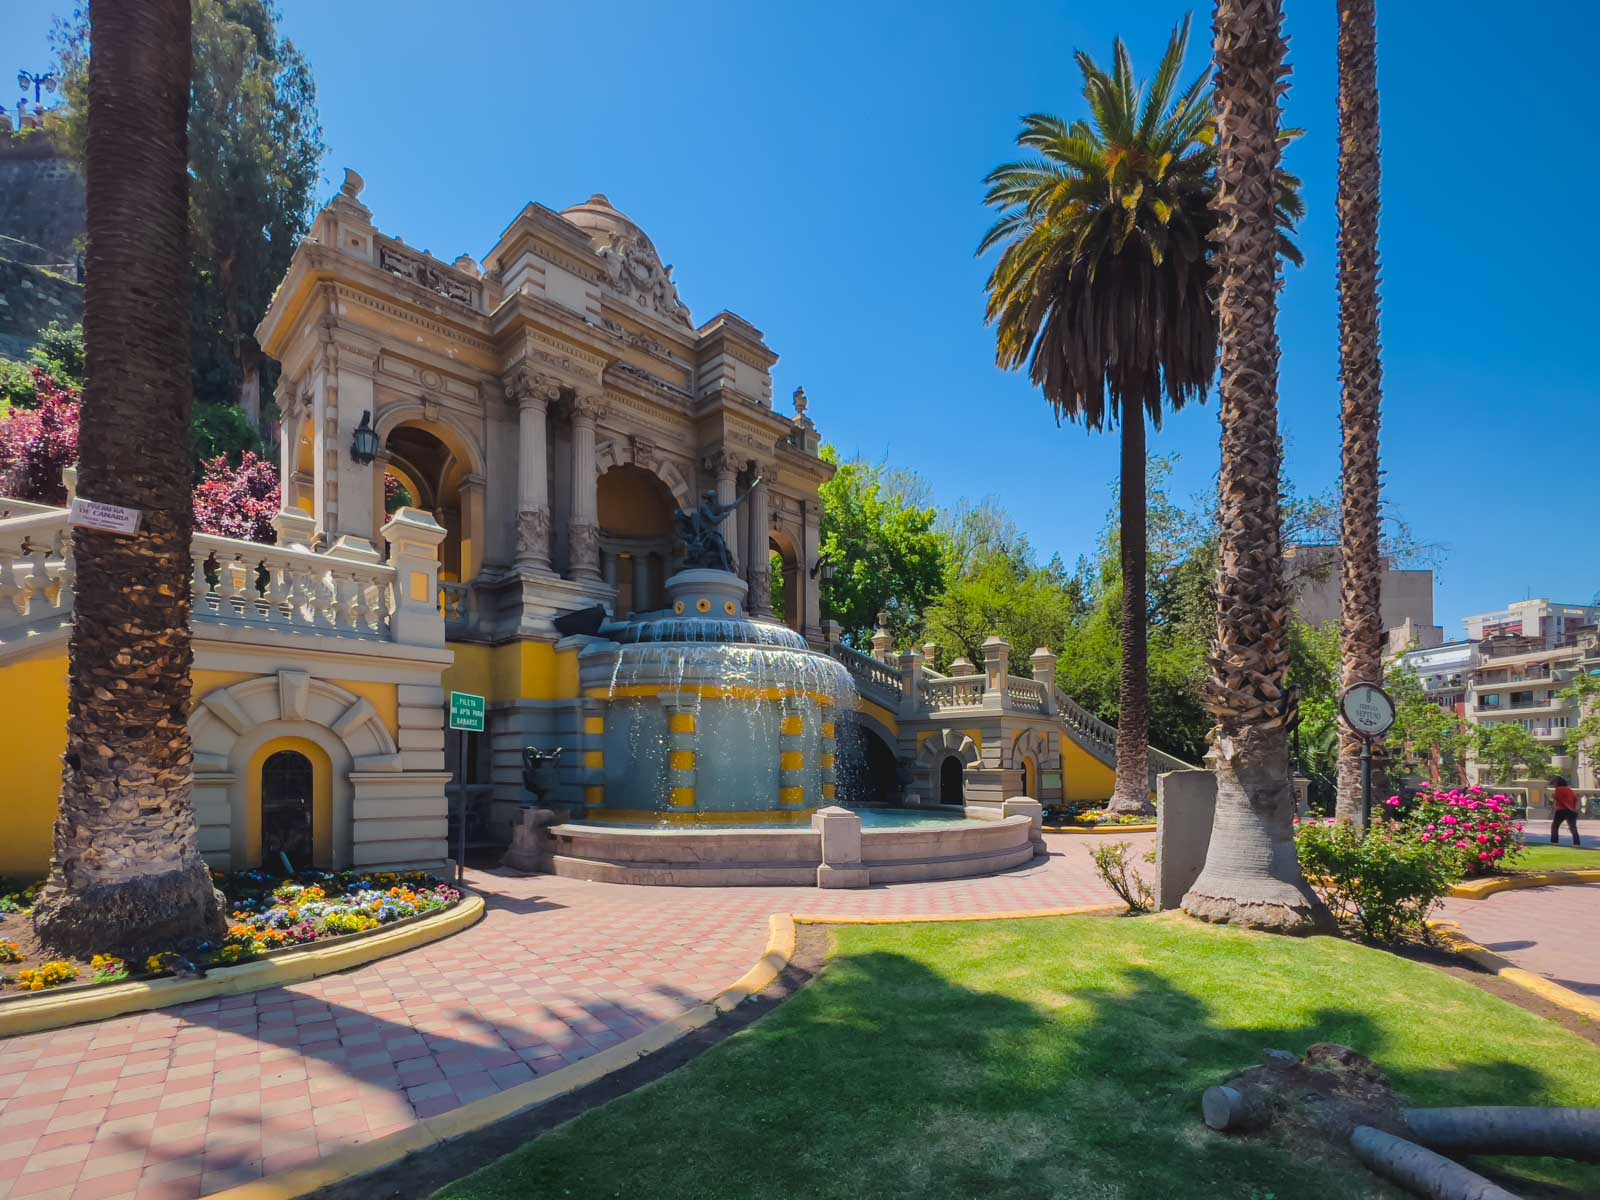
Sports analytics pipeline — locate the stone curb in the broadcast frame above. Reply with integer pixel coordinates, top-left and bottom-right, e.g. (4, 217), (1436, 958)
(205, 905), (1119, 1200)
(0, 896), (487, 1039)
(1447, 868), (1600, 900)
(1427, 919), (1600, 1023)
(1043, 824), (1157, 836)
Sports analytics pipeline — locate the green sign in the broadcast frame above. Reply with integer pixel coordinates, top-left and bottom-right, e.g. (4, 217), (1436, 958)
(448, 691), (485, 732)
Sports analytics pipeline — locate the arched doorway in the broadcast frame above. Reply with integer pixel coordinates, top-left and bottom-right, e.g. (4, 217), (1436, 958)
(381, 418), (482, 582)
(939, 755), (965, 807)
(1021, 755), (1039, 798)
(261, 750), (314, 869)
(598, 465), (677, 616)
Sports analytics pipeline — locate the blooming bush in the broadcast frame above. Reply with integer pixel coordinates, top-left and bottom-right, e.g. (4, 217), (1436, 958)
(1393, 786), (1525, 877)
(0, 372), (80, 503)
(90, 954), (128, 983)
(0, 940), (21, 964)
(192, 450), (280, 543)
(1296, 817), (1460, 940)
(211, 869), (460, 959)
(16, 961), (79, 991)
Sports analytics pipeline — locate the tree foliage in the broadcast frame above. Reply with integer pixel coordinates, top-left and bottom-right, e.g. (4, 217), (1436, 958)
(52, 0), (325, 411)
(1470, 723), (1552, 785)
(1560, 669), (1600, 782)
(816, 446), (946, 647)
(0, 373), (81, 503)
(192, 450), (279, 543)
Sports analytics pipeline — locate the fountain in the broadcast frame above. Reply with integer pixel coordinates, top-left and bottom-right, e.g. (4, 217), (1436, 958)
(508, 481), (1046, 886)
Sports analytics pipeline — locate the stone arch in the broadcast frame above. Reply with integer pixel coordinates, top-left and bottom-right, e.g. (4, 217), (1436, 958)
(767, 526), (802, 632)
(915, 727), (980, 768)
(189, 671), (401, 868)
(593, 440), (694, 510)
(1008, 727), (1057, 770)
(374, 402), (487, 479)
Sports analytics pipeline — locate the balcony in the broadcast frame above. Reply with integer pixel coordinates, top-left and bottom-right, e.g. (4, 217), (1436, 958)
(1473, 697), (1574, 716)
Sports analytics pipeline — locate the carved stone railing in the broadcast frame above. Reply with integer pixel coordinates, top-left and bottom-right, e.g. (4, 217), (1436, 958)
(924, 675), (985, 712)
(439, 581), (472, 631)
(375, 237), (483, 311)
(1055, 687), (1118, 759)
(0, 509), (73, 642)
(833, 643), (902, 702)
(191, 534), (394, 637)
(1009, 677), (1047, 713)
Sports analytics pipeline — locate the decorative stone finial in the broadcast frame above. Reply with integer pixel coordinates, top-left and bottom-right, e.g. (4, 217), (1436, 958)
(340, 167), (365, 199)
(452, 253), (482, 278)
(793, 385), (808, 416)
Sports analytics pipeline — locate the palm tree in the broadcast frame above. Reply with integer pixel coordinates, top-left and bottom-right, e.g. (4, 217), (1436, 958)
(1180, 0), (1329, 932)
(33, 0), (224, 957)
(980, 16), (1302, 815)
(1335, 0), (1385, 824)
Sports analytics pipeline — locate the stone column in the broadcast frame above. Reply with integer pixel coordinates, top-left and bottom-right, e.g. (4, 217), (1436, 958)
(567, 393), (603, 581)
(273, 384), (316, 549)
(458, 474), (487, 583)
(1030, 646), (1058, 714)
(983, 635), (1012, 712)
(802, 499), (822, 640)
(704, 450), (741, 575)
(382, 509), (447, 648)
(871, 612), (895, 663)
(509, 371), (557, 574)
(314, 334), (380, 563)
(746, 472), (772, 616)
(898, 650), (922, 719)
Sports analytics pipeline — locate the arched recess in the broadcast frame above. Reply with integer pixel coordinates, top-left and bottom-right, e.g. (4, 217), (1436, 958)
(378, 410), (486, 582)
(915, 728), (980, 807)
(1010, 727), (1060, 801)
(835, 715), (898, 804)
(768, 527), (801, 632)
(593, 441), (693, 510)
(597, 464), (678, 616)
(190, 671), (400, 869)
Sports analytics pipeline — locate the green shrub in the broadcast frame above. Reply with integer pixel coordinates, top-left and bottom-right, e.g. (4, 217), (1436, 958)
(1295, 818), (1460, 941)
(1088, 840), (1155, 913)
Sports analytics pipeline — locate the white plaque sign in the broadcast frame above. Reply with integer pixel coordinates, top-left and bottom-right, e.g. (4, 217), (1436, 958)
(68, 498), (144, 535)
(1339, 682), (1396, 739)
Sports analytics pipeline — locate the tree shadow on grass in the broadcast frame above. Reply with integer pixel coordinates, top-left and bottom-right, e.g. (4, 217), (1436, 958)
(429, 924), (1600, 1200)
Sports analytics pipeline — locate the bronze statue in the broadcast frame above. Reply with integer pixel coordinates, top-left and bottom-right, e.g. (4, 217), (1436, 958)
(674, 477), (761, 571)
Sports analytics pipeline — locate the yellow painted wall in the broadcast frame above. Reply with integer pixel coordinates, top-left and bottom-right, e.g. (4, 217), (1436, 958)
(443, 641), (579, 704)
(1061, 733), (1118, 802)
(856, 698), (899, 736)
(247, 737), (334, 868)
(1, 651), (68, 881)
(339, 679), (399, 737)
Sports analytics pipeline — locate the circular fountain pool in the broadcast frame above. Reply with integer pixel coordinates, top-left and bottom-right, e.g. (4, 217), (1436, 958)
(515, 566), (1046, 887)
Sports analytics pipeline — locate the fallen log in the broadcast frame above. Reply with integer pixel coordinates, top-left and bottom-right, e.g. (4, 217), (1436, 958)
(1350, 1125), (1521, 1200)
(1403, 1107), (1600, 1163)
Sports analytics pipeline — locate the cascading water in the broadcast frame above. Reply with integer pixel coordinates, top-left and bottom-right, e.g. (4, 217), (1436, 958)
(573, 568), (859, 826)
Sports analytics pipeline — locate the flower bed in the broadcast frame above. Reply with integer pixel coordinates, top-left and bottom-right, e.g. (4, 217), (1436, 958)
(0, 869), (461, 996)
(1043, 803), (1152, 828)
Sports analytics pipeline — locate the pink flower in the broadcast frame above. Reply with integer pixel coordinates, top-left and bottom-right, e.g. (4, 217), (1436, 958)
(1420, 833), (1433, 842)
(1386, 797), (1402, 808)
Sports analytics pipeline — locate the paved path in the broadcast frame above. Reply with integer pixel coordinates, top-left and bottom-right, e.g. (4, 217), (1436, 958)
(0, 836), (1141, 1200)
(1438, 882), (1600, 1000)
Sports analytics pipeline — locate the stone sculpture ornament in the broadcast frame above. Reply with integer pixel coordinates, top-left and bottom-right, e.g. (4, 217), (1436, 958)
(674, 478), (762, 572)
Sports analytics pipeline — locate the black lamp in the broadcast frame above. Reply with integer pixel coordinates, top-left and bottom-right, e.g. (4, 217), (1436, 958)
(349, 410), (379, 465)
(809, 551), (834, 583)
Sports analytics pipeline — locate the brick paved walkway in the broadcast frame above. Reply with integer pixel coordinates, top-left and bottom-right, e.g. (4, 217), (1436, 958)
(1438, 882), (1600, 1000)
(0, 837), (1141, 1200)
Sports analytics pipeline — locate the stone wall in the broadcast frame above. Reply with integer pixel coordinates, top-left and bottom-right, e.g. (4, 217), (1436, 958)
(1155, 768), (1217, 909)
(0, 260), (82, 359)
(0, 132), (85, 358)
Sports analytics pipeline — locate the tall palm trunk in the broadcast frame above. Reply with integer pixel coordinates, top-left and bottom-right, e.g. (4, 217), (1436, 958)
(1334, 0), (1386, 824)
(33, 0), (225, 957)
(1181, 0), (1329, 933)
(1108, 404), (1154, 815)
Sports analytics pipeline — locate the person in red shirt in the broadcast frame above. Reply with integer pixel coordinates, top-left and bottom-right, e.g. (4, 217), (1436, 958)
(1549, 776), (1582, 846)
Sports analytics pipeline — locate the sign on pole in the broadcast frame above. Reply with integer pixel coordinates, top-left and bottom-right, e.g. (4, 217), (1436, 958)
(448, 692), (485, 732)
(68, 497), (143, 535)
(1338, 682), (1396, 739)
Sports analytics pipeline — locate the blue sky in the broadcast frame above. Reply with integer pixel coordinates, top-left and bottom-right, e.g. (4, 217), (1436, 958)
(11, 2), (1598, 631)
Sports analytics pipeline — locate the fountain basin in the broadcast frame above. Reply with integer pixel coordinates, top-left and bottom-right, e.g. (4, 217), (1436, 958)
(534, 806), (1043, 887)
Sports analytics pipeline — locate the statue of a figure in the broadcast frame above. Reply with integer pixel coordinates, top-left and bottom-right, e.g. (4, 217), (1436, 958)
(674, 477), (761, 572)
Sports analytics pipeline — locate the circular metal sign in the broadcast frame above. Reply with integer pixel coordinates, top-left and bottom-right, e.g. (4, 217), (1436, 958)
(1339, 682), (1396, 739)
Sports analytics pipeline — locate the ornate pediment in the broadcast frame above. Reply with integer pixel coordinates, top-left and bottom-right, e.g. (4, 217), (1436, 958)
(596, 230), (692, 327)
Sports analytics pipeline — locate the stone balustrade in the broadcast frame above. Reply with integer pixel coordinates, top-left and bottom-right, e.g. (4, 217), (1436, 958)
(924, 674), (985, 711)
(0, 509), (73, 641)
(834, 642), (902, 701)
(1008, 677), (1047, 713)
(192, 534), (396, 637)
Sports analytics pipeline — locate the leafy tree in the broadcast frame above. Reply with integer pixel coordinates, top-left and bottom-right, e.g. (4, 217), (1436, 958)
(193, 450), (279, 543)
(191, 400), (262, 471)
(1, 322), (86, 410)
(33, 0), (225, 957)
(1471, 724), (1552, 785)
(923, 544), (1086, 674)
(1558, 668), (1600, 782)
(817, 446), (946, 647)
(0, 374), (81, 503)
(52, 0), (325, 411)
(981, 17), (1303, 816)
(1384, 659), (1464, 784)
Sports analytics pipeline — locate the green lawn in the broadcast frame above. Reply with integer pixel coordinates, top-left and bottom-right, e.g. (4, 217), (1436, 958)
(439, 915), (1600, 1200)
(1513, 842), (1600, 873)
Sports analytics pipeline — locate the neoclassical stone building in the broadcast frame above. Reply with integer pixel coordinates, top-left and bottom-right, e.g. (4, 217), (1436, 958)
(255, 172), (835, 824)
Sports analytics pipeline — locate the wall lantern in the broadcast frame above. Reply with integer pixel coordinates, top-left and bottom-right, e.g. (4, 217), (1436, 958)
(349, 410), (380, 465)
(809, 552), (834, 583)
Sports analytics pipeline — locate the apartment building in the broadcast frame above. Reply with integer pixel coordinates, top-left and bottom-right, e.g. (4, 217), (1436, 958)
(1462, 599), (1600, 786)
